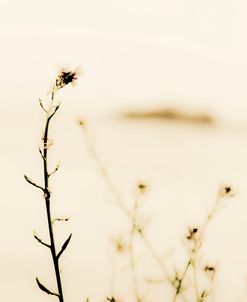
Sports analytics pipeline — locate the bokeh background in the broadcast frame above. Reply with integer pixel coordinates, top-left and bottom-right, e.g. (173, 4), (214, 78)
(1, 0), (247, 301)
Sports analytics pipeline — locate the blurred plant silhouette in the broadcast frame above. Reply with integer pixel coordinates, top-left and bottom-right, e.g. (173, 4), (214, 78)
(171, 185), (234, 302)
(79, 120), (235, 302)
(25, 68), (79, 302)
(78, 120), (165, 301)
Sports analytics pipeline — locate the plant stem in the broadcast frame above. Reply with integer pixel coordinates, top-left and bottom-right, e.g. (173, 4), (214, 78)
(43, 91), (64, 302)
(172, 260), (191, 302)
(129, 200), (141, 302)
(80, 125), (171, 281)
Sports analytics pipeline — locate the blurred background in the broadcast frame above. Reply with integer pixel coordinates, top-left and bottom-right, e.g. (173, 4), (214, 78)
(1, 0), (247, 301)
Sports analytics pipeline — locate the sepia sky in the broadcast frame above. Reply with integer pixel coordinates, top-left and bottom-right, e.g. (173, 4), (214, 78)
(1, 0), (247, 120)
(1, 1), (247, 302)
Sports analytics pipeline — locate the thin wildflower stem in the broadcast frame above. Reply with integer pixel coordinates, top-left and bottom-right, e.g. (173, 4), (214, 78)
(79, 123), (171, 289)
(129, 199), (141, 302)
(25, 67), (79, 302)
(172, 186), (234, 302)
(42, 90), (64, 302)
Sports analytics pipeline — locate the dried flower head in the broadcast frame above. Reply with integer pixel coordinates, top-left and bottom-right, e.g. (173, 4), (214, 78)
(204, 265), (216, 279)
(204, 265), (215, 272)
(186, 227), (198, 240)
(137, 182), (147, 194)
(217, 184), (235, 198)
(112, 236), (127, 254)
(78, 118), (86, 128)
(55, 67), (80, 89)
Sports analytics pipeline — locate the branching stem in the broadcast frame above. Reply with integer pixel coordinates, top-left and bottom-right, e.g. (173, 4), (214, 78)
(42, 90), (64, 302)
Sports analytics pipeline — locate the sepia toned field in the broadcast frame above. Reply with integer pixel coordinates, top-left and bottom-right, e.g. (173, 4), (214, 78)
(1, 1), (247, 301)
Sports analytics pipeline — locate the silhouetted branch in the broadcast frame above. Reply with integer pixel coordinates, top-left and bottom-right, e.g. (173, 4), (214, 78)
(24, 175), (44, 192)
(38, 147), (45, 160)
(57, 233), (72, 260)
(39, 98), (48, 113)
(49, 162), (60, 177)
(36, 278), (59, 297)
(48, 105), (60, 120)
(33, 231), (50, 248)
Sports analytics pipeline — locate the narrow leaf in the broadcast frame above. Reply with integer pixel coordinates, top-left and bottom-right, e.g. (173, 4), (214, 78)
(39, 98), (48, 112)
(48, 161), (60, 177)
(57, 233), (72, 259)
(36, 278), (59, 297)
(24, 175), (44, 191)
(38, 147), (45, 160)
(33, 231), (50, 248)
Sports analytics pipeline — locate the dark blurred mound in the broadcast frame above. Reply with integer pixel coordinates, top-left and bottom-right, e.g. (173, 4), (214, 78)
(122, 108), (214, 125)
